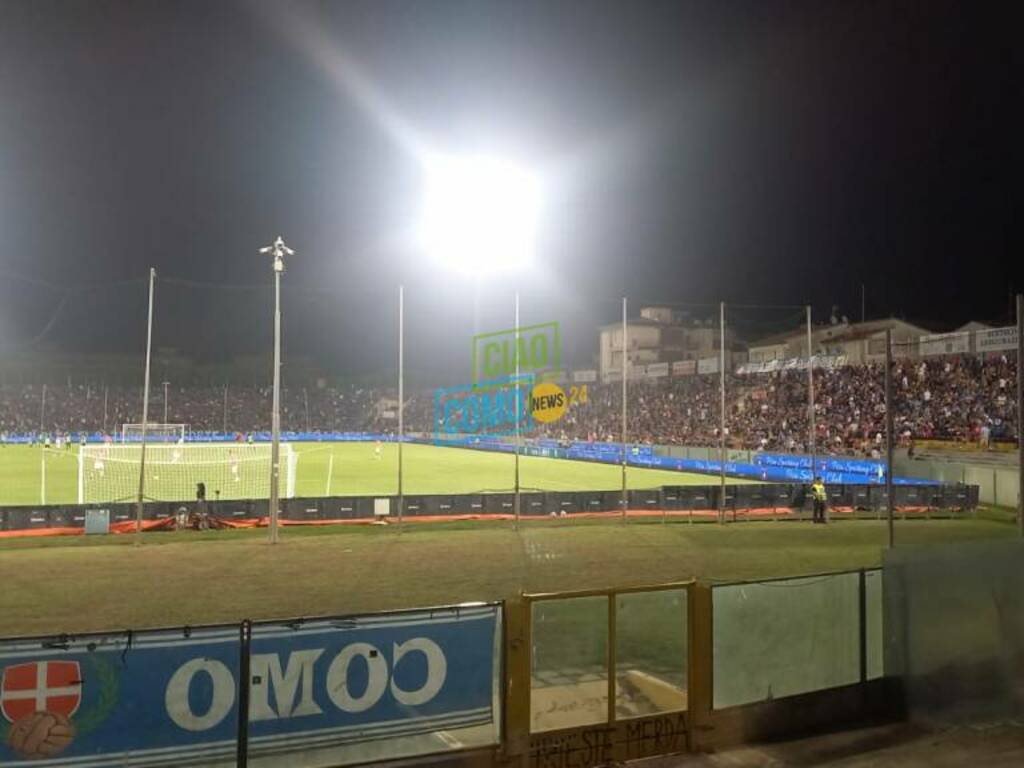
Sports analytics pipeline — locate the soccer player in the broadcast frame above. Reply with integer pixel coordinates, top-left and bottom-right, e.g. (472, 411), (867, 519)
(374, 440), (383, 460)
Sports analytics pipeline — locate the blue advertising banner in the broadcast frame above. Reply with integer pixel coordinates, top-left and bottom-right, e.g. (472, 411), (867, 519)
(0, 605), (499, 767)
(627, 451), (934, 486)
(245, 606), (498, 760)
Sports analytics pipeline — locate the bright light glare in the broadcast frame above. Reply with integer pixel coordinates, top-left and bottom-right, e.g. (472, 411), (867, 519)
(418, 155), (541, 276)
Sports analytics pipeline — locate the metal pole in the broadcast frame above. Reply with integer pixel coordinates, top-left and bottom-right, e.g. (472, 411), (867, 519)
(1017, 293), (1022, 537)
(39, 383), (46, 434)
(621, 297), (628, 521)
(514, 290), (521, 528)
(398, 284), (404, 527)
(103, 384), (108, 435)
(303, 388), (310, 433)
(473, 277), (481, 336)
(223, 384), (228, 434)
(719, 301), (726, 524)
(260, 236), (292, 544)
(236, 619), (252, 768)
(807, 305), (817, 500)
(885, 328), (894, 547)
(162, 381), (169, 424)
(269, 268), (282, 543)
(135, 268), (156, 543)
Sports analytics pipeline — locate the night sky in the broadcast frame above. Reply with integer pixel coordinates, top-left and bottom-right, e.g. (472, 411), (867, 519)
(0, 0), (1017, 379)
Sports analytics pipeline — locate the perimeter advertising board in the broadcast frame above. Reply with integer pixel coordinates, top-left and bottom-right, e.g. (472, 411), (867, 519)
(0, 606), (499, 767)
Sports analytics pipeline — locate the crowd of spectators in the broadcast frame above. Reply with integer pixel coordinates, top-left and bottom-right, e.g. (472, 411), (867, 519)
(530, 353), (1019, 455)
(0, 352), (1017, 455)
(0, 384), (381, 436)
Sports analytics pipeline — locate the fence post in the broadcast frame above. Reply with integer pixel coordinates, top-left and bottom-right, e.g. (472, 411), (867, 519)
(688, 583), (714, 751)
(236, 619), (252, 768)
(858, 570), (867, 683)
(502, 598), (530, 767)
(607, 593), (617, 725)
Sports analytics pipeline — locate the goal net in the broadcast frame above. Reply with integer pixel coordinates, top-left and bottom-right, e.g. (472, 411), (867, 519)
(78, 443), (297, 504)
(121, 423), (188, 443)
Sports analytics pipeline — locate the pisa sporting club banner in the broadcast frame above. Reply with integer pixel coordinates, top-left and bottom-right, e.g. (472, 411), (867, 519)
(0, 605), (499, 767)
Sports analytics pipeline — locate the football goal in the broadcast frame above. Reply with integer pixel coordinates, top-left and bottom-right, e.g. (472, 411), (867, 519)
(78, 442), (297, 504)
(121, 423), (188, 443)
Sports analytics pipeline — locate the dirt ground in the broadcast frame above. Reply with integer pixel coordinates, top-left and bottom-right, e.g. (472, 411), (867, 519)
(638, 721), (1024, 767)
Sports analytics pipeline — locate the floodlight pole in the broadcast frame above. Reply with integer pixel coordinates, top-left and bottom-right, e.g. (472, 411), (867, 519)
(135, 267), (156, 544)
(261, 236), (293, 545)
(1017, 293), (1022, 537)
(398, 284), (405, 528)
(807, 305), (817, 498)
(621, 297), (628, 521)
(514, 290), (522, 528)
(885, 328), (894, 548)
(162, 381), (170, 424)
(719, 302), (726, 524)
(39, 383), (47, 434)
(473, 276), (482, 336)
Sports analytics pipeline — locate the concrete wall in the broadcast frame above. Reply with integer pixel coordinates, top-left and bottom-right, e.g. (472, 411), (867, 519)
(895, 455), (1020, 508)
(660, 445), (755, 463)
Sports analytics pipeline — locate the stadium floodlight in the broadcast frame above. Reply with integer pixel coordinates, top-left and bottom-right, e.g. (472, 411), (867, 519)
(417, 154), (541, 277)
(260, 235), (293, 545)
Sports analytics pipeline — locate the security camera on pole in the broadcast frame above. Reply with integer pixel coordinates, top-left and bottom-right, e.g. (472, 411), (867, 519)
(260, 236), (293, 544)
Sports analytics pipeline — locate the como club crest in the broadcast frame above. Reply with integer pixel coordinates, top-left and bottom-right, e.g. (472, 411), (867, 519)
(1, 658), (118, 759)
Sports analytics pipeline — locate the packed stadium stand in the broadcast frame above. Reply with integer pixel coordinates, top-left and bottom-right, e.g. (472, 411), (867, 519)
(1, 353), (1017, 455)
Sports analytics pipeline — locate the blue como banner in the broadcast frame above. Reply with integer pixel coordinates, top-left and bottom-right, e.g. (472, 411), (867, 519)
(0, 605), (499, 767)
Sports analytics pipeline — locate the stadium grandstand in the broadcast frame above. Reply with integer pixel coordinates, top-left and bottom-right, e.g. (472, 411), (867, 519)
(2, 348), (1017, 453)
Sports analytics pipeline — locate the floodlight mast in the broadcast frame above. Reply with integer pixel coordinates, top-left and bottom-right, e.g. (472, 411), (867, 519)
(135, 267), (156, 545)
(260, 236), (292, 544)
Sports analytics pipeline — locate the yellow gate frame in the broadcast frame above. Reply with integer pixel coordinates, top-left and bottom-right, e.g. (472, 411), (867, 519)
(502, 581), (714, 767)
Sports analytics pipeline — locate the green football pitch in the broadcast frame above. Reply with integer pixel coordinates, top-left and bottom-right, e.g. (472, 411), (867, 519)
(0, 514), (1014, 636)
(0, 441), (748, 507)
(3, 441), (1012, 639)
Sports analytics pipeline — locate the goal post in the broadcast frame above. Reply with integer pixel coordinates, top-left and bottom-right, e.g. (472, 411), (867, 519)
(121, 423), (188, 443)
(78, 442), (296, 505)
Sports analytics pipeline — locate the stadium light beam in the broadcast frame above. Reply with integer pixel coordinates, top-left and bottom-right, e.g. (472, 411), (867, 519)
(417, 154), (541, 277)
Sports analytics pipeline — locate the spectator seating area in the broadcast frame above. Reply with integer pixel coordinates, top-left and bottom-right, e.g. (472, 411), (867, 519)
(0, 353), (1017, 456)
